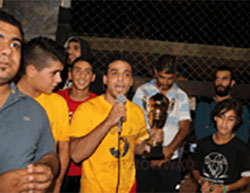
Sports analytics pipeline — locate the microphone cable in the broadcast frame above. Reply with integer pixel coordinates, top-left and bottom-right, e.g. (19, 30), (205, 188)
(115, 130), (121, 193)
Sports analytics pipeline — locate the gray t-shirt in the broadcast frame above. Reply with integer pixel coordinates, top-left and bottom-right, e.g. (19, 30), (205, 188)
(0, 83), (55, 174)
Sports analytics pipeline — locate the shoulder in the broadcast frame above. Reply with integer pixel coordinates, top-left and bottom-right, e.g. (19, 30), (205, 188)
(43, 93), (68, 105)
(89, 92), (98, 98)
(198, 96), (214, 104)
(18, 95), (49, 121)
(233, 137), (249, 150)
(242, 104), (249, 114)
(172, 84), (189, 101)
(77, 95), (102, 110)
(128, 100), (144, 113)
(136, 80), (156, 92)
(198, 135), (213, 146)
(57, 89), (69, 98)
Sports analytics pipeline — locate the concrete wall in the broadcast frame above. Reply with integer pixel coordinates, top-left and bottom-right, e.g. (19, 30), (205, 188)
(2, 0), (61, 41)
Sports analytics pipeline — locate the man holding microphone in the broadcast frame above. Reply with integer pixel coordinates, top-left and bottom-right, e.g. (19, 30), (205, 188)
(69, 59), (162, 193)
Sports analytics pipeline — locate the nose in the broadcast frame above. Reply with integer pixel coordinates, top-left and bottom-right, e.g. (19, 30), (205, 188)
(221, 117), (227, 127)
(80, 71), (86, 78)
(216, 78), (222, 85)
(67, 47), (73, 55)
(117, 73), (123, 81)
(0, 41), (11, 56)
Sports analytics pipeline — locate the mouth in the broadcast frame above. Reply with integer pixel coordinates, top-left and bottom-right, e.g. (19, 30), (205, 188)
(115, 85), (125, 93)
(0, 62), (10, 71)
(77, 79), (86, 85)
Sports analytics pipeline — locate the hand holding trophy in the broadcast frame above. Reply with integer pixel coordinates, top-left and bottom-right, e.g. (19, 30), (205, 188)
(142, 93), (169, 160)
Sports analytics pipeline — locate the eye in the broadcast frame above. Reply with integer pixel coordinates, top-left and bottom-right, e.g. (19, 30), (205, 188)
(85, 70), (91, 75)
(111, 71), (118, 76)
(11, 42), (21, 49)
(124, 72), (131, 77)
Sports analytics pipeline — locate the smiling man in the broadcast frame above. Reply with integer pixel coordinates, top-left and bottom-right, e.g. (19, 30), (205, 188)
(57, 57), (97, 192)
(17, 37), (70, 192)
(0, 11), (58, 192)
(194, 65), (249, 144)
(68, 59), (161, 193)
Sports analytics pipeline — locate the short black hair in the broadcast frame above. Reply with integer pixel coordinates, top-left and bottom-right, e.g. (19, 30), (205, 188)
(155, 55), (176, 73)
(214, 65), (235, 80)
(71, 56), (95, 73)
(0, 10), (24, 39)
(104, 56), (133, 75)
(22, 36), (66, 72)
(210, 99), (242, 132)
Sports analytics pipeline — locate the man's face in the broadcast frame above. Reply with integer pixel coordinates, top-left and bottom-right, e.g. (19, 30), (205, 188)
(214, 70), (234, 97)
(0, 21), (22, 85)
(66, 41), (81, 64)
(71, 60), (95, 91)
(104, 60), (133, 99)
(155, 70), (175, 91)
(33, 59), (63, 94)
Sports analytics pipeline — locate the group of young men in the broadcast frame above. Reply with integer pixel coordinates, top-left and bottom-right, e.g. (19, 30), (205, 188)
(1, 10), (249, 193)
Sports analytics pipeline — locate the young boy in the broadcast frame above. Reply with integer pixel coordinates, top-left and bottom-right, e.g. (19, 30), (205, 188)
(57, 57), (97, 192)
(192, 99), (250, 193)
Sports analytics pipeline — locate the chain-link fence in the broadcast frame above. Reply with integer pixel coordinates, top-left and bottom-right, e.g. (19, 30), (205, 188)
(69, 1), (250, 96)
(2, 1), (250, 102)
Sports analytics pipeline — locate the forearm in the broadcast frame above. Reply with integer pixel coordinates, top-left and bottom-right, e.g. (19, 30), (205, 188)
(226, 177), (250, 192)
(37, 152), (59, 178)
(70, 119), (112, 163)
(54, 141), (69, 190)
(167, 120), (190, 151)
(135, 140), (148, 155)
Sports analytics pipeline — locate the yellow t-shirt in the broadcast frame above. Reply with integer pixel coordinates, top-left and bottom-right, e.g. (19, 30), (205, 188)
(69, 95), (149, 193)
(35, 93), (69, 142)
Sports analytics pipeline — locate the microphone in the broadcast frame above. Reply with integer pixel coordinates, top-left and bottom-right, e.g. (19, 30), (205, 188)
(116, 95), (126, 134)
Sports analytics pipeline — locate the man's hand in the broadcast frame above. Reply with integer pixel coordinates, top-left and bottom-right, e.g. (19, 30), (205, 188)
(0, 168), (30, 192)
(151, 146), (174, 167)
(26, 163), (54, 192)
(106, 103), (126, 128)
(150, 129), (164, 146)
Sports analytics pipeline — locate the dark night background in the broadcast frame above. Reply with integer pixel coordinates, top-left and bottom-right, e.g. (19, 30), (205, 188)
(71, 1), (250, 48)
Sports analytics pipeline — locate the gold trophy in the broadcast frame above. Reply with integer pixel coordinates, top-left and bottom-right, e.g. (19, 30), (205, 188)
(143, 93), (169, 160)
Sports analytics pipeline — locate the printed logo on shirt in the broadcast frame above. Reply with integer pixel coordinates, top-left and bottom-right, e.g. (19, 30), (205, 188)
(202, 152), (228, 184)
(110, 137), (129, 159)
(23, 116), (31, 121)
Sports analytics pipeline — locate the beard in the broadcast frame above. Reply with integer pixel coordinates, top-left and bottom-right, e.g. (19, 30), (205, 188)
(215, 84), (231, 97)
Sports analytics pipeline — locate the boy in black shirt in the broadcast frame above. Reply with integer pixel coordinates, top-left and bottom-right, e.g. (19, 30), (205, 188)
(192, 99), (250, 193)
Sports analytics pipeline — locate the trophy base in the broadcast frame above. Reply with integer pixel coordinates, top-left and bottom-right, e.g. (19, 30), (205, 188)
(142, 145), (165, 160)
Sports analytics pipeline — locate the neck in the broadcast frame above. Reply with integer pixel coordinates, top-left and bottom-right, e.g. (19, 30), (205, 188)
(17, 77), (41, 98)
(215, 94), (231, 102)
(69, 87), (90, 101)
(213, 132), (234, 145)
(104, 93), (116, 105)
(0, 84), (11, 108)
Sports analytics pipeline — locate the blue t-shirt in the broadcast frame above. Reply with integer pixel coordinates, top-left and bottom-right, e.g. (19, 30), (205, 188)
(0, 83), (55, 174)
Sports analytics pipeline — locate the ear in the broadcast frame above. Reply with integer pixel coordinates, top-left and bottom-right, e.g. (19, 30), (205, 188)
(91, 73), (96, 82)
(129, 77), (134, 87)
(214, 116), (218, 122)
(103, 74), (107, 85)
(26, 65), (38, 78)
(154, 69), (158, 77)
(68, 71), (72, 81)
(231, 80), (235, 88)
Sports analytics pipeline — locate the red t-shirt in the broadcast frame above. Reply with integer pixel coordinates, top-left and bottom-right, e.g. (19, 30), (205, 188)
(57, 88), (97, 176)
